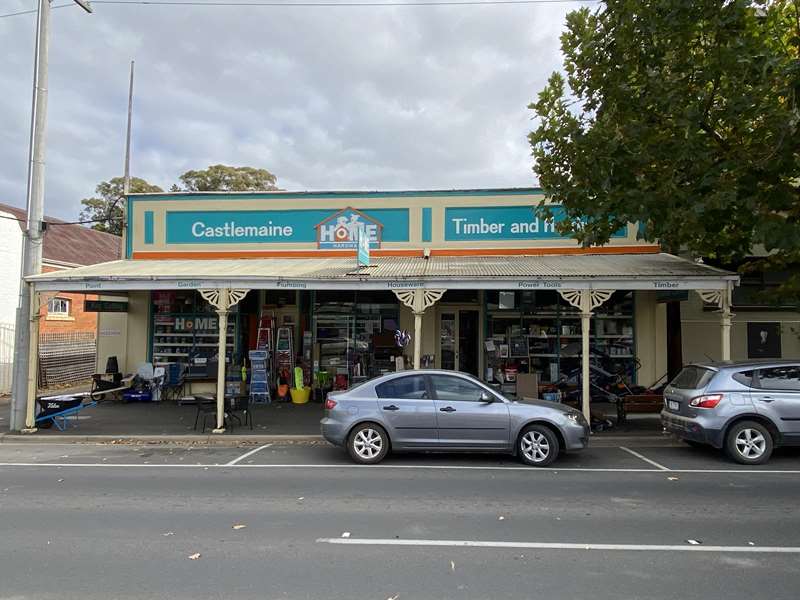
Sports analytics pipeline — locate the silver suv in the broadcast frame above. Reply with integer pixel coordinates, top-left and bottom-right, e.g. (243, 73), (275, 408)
(661, 360), (800, 464)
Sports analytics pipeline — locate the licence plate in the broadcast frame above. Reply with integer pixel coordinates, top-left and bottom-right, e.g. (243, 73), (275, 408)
(667, 400), (680, 411)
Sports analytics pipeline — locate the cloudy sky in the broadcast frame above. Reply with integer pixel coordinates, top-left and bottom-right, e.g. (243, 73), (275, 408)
(0, 0), (584, 221)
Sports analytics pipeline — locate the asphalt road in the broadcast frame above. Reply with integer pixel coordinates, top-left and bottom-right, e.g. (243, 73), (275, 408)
(1, 442), (800, 600)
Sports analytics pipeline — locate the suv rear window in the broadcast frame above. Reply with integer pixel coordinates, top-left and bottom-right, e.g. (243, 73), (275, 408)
(670, 366), (715, 390)
(732, 370), (757, 388)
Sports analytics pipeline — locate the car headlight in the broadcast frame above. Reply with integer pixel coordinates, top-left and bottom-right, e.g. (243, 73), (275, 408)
(566, 412), (582, 424)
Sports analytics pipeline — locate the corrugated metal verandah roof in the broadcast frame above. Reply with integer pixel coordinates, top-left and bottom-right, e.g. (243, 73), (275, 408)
(27, 253), (737, 292)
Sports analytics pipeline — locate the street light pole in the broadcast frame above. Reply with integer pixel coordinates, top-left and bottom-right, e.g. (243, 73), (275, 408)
(9, 0), (92, 432)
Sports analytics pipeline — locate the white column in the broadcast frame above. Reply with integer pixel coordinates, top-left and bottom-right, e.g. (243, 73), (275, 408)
(199, 288), (250, 433)
(696, 286), (734, 361)
(393, 289), (446, 369)
(215, 309), (228, 430)
(23, 290), (42, 432)
(413, 312), (423, 370)
(721, 283), (733, 361)
(559, 290), (613, 424)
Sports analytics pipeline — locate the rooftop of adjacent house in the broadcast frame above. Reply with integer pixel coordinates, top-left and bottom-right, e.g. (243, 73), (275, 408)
(0, 202), (121, 267)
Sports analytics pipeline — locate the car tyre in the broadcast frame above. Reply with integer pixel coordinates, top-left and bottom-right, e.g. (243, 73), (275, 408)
(518, 424), (559, 467)
(725, 420), (773, 465)
(347, 423), (390, 465)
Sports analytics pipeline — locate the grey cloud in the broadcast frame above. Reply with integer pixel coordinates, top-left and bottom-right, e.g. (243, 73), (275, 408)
(1, 1), (572, 219)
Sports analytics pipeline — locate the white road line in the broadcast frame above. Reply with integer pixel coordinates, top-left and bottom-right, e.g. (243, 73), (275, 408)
(620, 446), (670, 471)
(316, 537), (800, 554)
(0, 462), (799, 474)
(225, 443), (273, 466)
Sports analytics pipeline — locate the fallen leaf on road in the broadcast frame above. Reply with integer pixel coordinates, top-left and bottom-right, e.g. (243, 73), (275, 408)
(450, 561), (455, 572)
(188, 553), (201, 560)
(667, 477), (679, 481)
(60, 455), (69, 458)
(297, 497), (305, 501)
(341, 532), (351, 538)
(163, 532), (175, 537)
(686, 539), (701, 545)
(386, 596), (399, 600)
(232, 524), (247, 530)
(57, 479), (64, 483)
(748, 541), (755, 546)
(498, 516), (505, 521)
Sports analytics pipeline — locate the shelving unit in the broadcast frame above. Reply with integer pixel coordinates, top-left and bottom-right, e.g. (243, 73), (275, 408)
(151, 313), (238, 373)
(485, 291), (636, 394)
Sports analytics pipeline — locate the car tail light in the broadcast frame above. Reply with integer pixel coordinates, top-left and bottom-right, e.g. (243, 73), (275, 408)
(689, 393), (723, 409)
(324, 398), (337, 410)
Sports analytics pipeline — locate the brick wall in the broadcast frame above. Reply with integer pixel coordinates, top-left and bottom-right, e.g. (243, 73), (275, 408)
(38, 265), (98, 334)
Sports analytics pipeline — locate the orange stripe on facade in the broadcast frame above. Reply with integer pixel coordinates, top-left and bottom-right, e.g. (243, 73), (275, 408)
(131, 245), (661, 260)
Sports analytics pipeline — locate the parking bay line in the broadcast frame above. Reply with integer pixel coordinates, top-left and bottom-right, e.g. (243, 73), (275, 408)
(225, 443), (273, 466)
(316, 537), (800, 554)
(1, 462), (800, 474)
(620, 446), (671, 471)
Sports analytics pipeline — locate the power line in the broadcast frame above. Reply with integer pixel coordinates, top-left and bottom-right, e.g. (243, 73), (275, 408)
(1, 0), (599, 19)
(0, 212), (122, 226)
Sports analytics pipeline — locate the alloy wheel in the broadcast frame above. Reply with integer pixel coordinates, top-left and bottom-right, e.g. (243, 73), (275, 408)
(735, 428), (766, 459)
(353, 428), (383, 460)
(521, 430), (550, 463)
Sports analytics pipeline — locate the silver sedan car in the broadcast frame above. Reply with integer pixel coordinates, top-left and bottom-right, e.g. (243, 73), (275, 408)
(320, 370), (589, 466)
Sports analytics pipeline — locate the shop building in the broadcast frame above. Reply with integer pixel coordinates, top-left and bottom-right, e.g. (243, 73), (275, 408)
(21, 188), (747, 432)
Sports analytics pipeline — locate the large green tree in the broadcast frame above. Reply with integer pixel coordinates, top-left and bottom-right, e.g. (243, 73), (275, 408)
(529, 0), (800, 301)
(79, 177), (163, 236)
(175, 164), (279, 192)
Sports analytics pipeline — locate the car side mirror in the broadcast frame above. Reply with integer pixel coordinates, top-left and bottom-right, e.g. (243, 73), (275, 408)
(480, 391), (494, 403)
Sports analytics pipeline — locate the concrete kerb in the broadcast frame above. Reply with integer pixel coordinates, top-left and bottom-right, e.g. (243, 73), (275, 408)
(0, 433), (329, 447)
(0, 432), (681, 448)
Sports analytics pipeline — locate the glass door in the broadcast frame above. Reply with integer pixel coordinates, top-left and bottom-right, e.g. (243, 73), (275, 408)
(439, 309), (480, 377)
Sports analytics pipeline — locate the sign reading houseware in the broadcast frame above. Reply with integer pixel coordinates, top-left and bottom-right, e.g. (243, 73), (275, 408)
(165, 207), (406, 246)
(444, 205), (626, 241)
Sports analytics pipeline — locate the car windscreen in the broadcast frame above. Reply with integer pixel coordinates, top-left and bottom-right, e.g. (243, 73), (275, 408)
(670, 366), (715, 390)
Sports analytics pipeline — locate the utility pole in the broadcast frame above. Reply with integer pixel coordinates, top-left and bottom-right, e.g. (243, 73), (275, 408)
(120, 60), (134, 257)
(9, 0), (93, 432)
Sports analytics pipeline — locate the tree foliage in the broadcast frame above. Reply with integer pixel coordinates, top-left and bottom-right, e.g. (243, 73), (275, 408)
(79, 177), (163, 236)
(176, 164), (279, 192)
(529, 0), (800, 300)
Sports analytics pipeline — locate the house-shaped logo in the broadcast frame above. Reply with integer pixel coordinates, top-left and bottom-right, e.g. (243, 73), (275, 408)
(316, 207), (383, 249)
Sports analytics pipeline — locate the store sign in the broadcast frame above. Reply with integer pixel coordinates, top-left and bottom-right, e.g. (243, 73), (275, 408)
(84, 300), (128, 312)
(174, 316), (218, 332)
(357, 225), (371, 266)
(164, 208), (407, 245)
(444, 205), (627, 241)
(317, 208), (382, 250)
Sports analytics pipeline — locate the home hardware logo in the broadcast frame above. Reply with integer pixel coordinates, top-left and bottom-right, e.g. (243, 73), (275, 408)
(316, 207), (382, 249)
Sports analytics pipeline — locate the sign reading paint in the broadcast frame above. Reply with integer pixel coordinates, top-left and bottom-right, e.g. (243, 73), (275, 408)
(444, 205), (626, 241)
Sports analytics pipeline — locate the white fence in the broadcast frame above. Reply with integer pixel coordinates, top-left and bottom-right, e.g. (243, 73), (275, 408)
(0, 322), (14, 394)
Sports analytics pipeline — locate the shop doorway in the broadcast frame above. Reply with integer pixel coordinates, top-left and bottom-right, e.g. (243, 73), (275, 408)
(439, 309), (480, 377)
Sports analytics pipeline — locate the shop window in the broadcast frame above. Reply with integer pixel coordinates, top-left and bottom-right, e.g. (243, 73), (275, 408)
(150, 291), (239, 372)
(313, 289), (400, 384)
(376, 375), (428, 399)
(429, 374), (484, 402)
(47, 297), (70, 316)
(485, 290), (636, 394)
